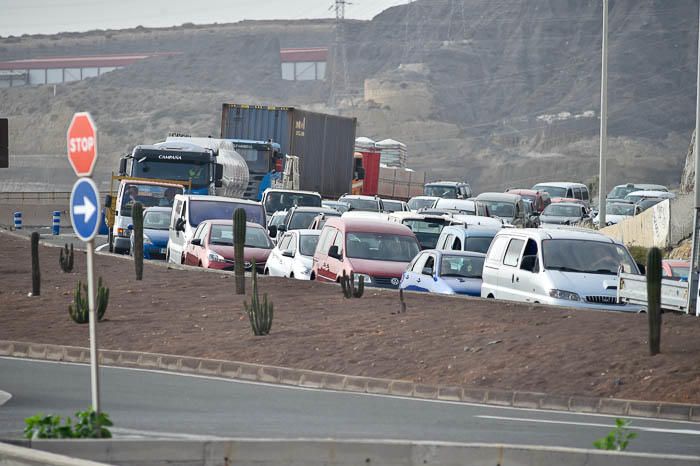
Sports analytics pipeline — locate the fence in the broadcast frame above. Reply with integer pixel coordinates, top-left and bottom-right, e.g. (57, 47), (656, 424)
(0, 191), (71, 203)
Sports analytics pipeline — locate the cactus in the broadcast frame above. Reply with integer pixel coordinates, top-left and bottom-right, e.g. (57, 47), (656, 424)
(243, 259), (273, 335)
(31, 232), (40, 296)
(646, 247), (662, 355)
(69, 277), (109, 324)
(59, 243), (74, 273)
(399, 288), (407, 314)
(233, 208), (247, 295)
(339, 270), (364, 298)
(132, 202), (144, 281)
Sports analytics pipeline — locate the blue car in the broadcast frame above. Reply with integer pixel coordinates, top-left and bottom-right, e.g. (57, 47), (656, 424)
(129, 206), (171, 260)
(400, 249), (485, 296)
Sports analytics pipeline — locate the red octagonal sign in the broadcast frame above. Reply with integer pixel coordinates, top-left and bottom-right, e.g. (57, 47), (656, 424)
(66, 112), (97, 177)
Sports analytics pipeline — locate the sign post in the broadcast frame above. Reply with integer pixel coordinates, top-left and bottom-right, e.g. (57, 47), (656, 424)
(67, 112), (101, 414)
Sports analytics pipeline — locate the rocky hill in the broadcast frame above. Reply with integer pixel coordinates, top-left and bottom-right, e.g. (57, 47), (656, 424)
(0, 1), (697, 193)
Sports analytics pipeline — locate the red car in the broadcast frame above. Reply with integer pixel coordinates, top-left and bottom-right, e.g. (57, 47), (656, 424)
(184, 220), (273, 273)
(312, 217), (420, 288)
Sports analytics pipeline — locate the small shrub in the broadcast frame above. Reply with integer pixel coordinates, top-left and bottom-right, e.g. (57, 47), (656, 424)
(593, 418), (637, 451)
(24, 408), (112, 439)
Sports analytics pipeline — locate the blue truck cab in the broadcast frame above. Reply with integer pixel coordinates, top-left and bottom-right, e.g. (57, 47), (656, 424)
(225, 139), (282, 200)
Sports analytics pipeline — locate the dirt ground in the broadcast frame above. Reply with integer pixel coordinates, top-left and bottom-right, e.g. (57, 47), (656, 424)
(1, 230), (700, 404)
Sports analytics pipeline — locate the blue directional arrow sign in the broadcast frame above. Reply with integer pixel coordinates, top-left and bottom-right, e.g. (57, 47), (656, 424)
(70, 178), (101, 242)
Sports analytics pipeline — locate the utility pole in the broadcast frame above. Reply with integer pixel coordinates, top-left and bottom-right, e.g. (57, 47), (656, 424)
(597, 0), (609, 228)
(687, 2), (700, 316)
(329, 0), (350, 107)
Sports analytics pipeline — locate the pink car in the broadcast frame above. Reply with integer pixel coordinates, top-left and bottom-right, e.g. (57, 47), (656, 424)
(184, 219), (273, 273)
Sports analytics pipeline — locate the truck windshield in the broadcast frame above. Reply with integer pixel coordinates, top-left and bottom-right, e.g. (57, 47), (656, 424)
(542, 239), (637, 275)
(189, 200), (265, 228)
(133, 160), (210, 188)
(120, 183), (183, 216)
(265, 192), (322, 213)
(424, 185), (457, 198)
(346, 232), (420, 262)
(234, 146), (270, 173)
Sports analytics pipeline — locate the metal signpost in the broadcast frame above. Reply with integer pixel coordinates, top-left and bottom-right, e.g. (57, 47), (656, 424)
(67, 112), (101, 413)
(689, 4), (700, 316)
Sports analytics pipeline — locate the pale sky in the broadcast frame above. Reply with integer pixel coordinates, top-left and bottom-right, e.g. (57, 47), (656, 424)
(0, 0), (411, 37)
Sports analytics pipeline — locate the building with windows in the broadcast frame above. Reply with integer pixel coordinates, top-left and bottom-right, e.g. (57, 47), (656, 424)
(280, 47), (327, 81)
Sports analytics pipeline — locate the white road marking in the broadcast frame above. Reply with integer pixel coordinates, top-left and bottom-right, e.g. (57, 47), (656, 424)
(111, 426), (230, 440)
(2, 357), (699, 427)
(476, 415), (700, 436)
(0, 389), (11, 406)
(95, 243), (109, 252)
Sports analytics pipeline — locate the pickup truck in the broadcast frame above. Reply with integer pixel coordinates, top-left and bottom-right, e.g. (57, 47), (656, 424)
(617, 271), (689, 313)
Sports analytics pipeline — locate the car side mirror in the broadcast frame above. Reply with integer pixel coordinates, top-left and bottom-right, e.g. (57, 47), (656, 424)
(282, 249), (294, 258)
(118, 158), (127, 175)
(104, 194), (113, 208)
(191, 238), (202, 246)
(268, 225), (278, 238)
(175, 218), (185, 232)
(422, 266), (433, 276)
(520, 255), (539, 273)
(328, 245), (342, 260)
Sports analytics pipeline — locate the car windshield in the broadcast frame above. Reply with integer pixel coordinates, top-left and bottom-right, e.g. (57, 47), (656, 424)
(290, 211), (338, 230)
(403, 219), (447, 249)
(269, 213), (286, 227)
(624, 195), (644, 203)
(464, 236), (495, 254)
(143, 210), (171, 230)
(435, 200), (475, 214)
(265, 192), (321, 213)
(480, 201), (515, 219)
(299, 235), (320, 256)
(542, 239), (637, 275)
(341, 198), (380, 212)
(534, 186), (567, 198)
(607, 203), (635, 215)
(189, 200), (265, 227)
(424, 185), (458, 198)
(408, 198), (437, 210)
(639, 199), (662, 210)
(608, 186), (636, 199)
(346, 232), (420, 262)
(440, 254), (484, 278)
(323, 202), (349, 213)
(543, 205), (581, 217)
(383, 200), (404, 213)
(209, 224), (272, 249)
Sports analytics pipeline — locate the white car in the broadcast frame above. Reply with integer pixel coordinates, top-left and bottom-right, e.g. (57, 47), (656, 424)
(480, 228), (642, 312)
(265, 229), (321, 280)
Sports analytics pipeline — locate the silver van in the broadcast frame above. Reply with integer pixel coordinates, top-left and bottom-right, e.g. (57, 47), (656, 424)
(481, 228), (642, 312)
(167, 194), (266, 264)
(531, 182), (590, 207)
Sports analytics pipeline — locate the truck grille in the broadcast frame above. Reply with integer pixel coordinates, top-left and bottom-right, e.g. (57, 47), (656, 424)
(585, 295), (621, 305)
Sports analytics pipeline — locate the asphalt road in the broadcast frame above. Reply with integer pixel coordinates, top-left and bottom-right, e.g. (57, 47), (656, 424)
(1, 358), (699, 455)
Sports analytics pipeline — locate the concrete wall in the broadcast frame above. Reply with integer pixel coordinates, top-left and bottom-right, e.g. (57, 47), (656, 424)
(15, 439), (700, 466)
(600, 194), (693, 249)
(0, 441), (111, 466)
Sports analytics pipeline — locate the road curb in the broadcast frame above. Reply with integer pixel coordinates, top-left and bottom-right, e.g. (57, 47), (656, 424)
(1, 340), (698, 422)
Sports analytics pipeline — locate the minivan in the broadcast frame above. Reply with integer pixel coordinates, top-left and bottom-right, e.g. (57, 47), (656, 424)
(167, 194), (266, 264)
(312, 217), (420, 288)
(424, 181), (472, 199)
(480, 228), (642, 312)
(531, 182), (590, 207)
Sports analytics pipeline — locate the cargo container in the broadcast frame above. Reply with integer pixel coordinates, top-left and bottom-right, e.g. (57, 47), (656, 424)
(221, 104), (357, 199)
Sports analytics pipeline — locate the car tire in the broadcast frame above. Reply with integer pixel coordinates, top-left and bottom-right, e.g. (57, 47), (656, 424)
(487, 294), (495, 299)
(290, 273), (294, 279)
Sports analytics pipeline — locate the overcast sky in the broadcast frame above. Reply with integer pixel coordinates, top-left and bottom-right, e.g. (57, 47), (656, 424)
(0, 0), (410, 37)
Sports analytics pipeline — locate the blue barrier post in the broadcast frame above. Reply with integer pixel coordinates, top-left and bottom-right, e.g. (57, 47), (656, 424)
(13, 211), (22, 230)
(52, 210), (61, 235)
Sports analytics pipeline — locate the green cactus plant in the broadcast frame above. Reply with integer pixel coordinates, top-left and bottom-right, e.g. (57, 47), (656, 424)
(243, 259), (273, 335)
(68, 277), (109, 324)
(339, 270), (364, 298)
(31, 232), (40, 296)
(233, 208), (247, 295)
(646, 247), (662, 355)
(59, 243), (74, 273)
(132, 202), (144, 281)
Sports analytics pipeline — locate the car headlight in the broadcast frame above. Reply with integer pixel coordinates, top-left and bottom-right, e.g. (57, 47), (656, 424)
(354, 273), (372, 284)
(207, 251), (226, 263)
(549, 289), (581, 301)
(299, 266), (312, 275)
(143, 234), (152, 245)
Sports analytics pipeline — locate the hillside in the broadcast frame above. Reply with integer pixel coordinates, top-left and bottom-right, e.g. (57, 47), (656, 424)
(0, 1), (697, 192)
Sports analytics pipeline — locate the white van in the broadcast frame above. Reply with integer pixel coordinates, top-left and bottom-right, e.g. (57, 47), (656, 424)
(481, 228), (642, 312)
(167, 194), (266, 264)
(532, 182), (590, 206)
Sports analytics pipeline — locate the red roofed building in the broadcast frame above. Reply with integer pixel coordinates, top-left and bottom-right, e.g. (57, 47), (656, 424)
(280, 47), (328, 81)
(0, 52), (176, 87)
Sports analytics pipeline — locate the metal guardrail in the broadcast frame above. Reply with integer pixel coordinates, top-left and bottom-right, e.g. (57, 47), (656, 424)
(0, 192), (71, 202)
(617, 272), (689, 313)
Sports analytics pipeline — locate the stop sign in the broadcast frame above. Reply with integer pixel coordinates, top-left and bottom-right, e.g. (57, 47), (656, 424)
(67, 112), (97, 177)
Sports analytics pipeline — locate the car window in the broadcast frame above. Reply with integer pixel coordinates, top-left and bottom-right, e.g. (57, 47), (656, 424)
(465, 236), (495, 254)
(332, 231), (344, 256)
(581, 188), (589, 201)
(193, 223), (206, 241)
(289, 233), (298, 255)
(485, 236), (510, 266)
(318, 227), (337, 254)
(503, 238), (525, 267)
(423, 255), (435, 275)
(452, 236), (462, 251)
(411, 253), (429, 273)
(278, 234), (292, 251)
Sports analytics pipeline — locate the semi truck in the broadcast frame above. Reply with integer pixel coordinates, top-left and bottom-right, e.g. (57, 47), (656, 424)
(220, 104), (357, 199)
(352, 144), (425, 200)
(117, 139), (249, 197)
